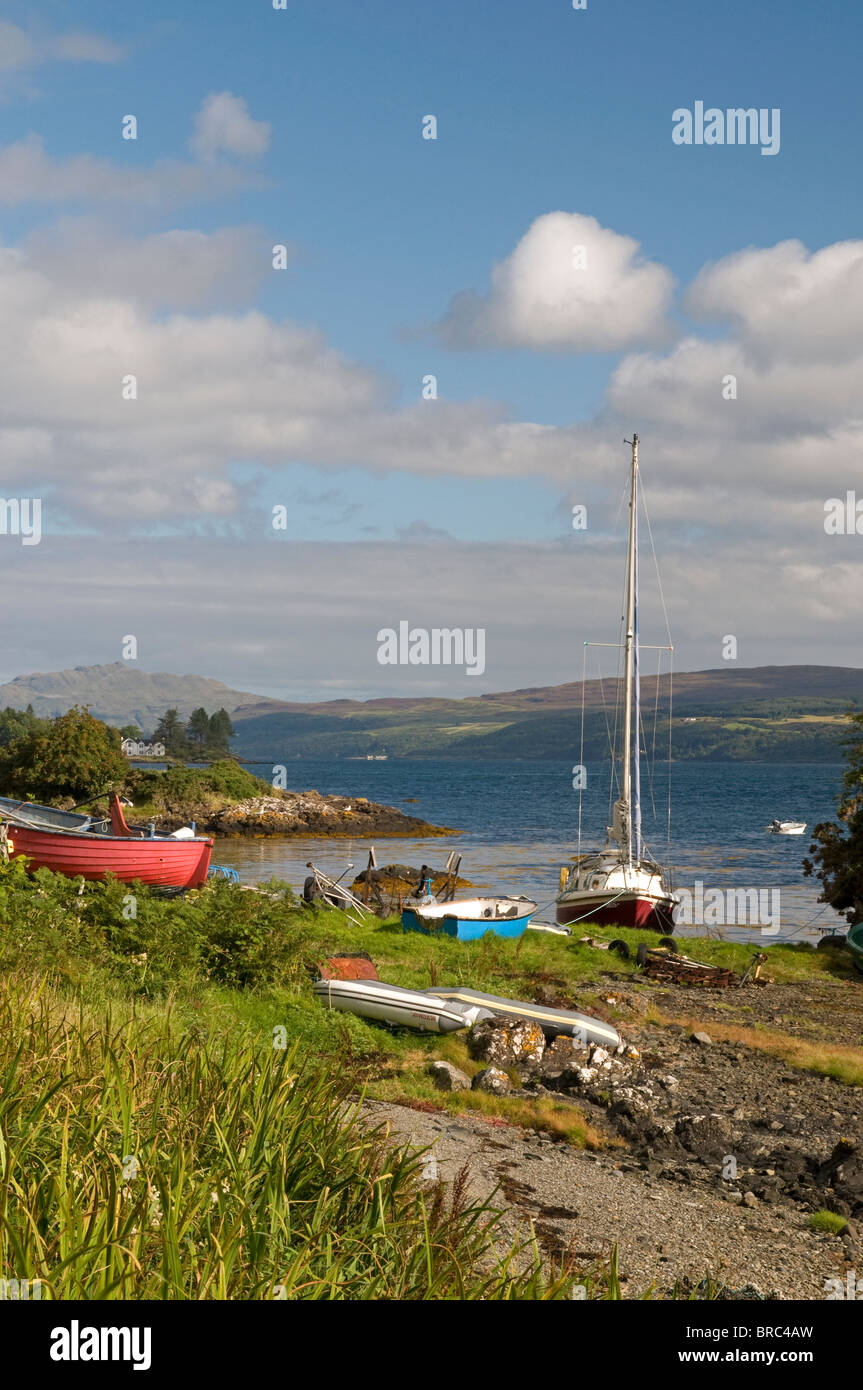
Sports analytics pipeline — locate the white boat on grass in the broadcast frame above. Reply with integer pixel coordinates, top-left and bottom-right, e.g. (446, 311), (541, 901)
(425, 986), (621, 1048)
(402, 894), (537, 940)
(312, 977), (469, 1033)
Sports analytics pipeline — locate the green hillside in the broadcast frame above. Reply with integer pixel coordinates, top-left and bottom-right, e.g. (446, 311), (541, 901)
(230, 666), (863, 762)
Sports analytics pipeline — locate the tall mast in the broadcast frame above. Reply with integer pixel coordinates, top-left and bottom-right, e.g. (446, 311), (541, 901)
(621, 434), (641, 865)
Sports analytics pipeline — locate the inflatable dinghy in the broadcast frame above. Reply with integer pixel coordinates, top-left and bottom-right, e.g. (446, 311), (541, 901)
(425, 986), (620, 1048)
(313, 977), (470, 1033)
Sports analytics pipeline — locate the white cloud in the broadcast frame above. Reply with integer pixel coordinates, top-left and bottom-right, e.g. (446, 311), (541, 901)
(48, 32), (124, 64)
(436, 212), (676, 351)
(0, 94), (270, 207)
(0, 234), (592, 525)
(0, 20), (36, 70)
(686, 238), (863, 365)
(23, 219), (275, 308)
(0, 21), (123, 72)
(1, 217), (862, 549)
(0, 135), (259, 207)
(189, 92), (271, 161)
(0, 535), (858, 700)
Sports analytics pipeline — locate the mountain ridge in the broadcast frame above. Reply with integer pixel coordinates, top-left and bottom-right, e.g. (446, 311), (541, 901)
(1, 661), (860, 761)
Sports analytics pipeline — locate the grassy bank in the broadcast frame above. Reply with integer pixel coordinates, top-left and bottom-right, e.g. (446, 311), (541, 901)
(1, 862), (860, 1298)
(0, 863), (576, 1299)
(119, 760), (272, 820)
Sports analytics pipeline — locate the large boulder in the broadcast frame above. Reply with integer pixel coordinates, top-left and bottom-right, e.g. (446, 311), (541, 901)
(427, 1060), (471, 1093)
(675, 1112), (737, 1159)
(818, 1139), (863, 1216)
(472, 1066), (511, 1095)
(468, 1017), (546, 1067)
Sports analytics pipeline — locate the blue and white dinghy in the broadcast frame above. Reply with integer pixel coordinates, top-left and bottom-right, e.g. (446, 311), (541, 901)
(312, 977), (470, 1033)
(402, 895), (538, 941)
(425, 986), (621, 1048)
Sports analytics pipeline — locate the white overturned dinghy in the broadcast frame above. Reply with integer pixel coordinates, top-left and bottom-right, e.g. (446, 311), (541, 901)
(312, 977), (470, 1033)
(425, 987), (620, 1049)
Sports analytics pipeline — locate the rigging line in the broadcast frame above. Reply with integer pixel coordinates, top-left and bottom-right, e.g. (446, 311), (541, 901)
(599, 665), (616, 826)
(577, 641), (587, 864)
(634, 466), (674, 857)
(638, 469), (673, 648)
(640, 706), (657, 820)
(611, 602), (626, 807)
(667, 649), (674, 855)
(651, 649), (662, 769)
(643, 650), (662, 822)
(591, 654), (618, 825)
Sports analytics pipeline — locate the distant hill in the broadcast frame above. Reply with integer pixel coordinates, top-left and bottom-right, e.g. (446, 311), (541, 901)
(229, 665), (863, 763)
(0, 663), (258, 731)
(1, 662), (861, 760)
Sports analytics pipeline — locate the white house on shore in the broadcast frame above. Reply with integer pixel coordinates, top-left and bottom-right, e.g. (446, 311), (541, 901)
(121, 739), (166, 758)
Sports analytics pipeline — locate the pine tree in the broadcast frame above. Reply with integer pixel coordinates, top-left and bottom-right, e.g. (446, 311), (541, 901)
(208, 708), (235, 754)
(152, 708), (189, 758)
(187, 708), (211, 751)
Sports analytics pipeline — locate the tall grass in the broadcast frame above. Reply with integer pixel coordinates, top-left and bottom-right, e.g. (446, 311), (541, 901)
(0, 975), (569, 1299)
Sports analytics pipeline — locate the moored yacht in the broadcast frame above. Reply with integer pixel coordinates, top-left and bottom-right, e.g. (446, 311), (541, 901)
(556, 434), (678, 933)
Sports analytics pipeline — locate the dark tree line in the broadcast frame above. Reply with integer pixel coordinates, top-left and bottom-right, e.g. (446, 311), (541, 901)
(150, 707), (235, 759)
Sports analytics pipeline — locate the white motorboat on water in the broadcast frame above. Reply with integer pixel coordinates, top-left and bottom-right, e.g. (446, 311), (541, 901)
(767, 819), (807, 835)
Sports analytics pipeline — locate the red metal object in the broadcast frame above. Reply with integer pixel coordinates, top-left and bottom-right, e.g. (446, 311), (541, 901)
(2, 794), (212, 889)
(317, 953), (380, 982)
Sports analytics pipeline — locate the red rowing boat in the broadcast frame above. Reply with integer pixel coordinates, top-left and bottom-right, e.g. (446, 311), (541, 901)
(0, 793), (213, 888)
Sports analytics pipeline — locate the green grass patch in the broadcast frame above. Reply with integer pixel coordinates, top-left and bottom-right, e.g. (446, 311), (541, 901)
(808, 1210), (848, 1235)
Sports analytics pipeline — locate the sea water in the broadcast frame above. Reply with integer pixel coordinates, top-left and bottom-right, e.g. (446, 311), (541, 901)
(211, 759), (847, 943)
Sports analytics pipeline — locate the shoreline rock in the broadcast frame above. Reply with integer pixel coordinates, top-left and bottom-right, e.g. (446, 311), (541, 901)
(147, 789), (456, 839)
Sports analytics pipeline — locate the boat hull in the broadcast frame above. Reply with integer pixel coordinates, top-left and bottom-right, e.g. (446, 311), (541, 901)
(4, 823), (213, 888)
(555, 891), (676, 933)
(312, 978), (469, 1033)
(426, 986), (620, 1048)
(402, 895), (536, 941)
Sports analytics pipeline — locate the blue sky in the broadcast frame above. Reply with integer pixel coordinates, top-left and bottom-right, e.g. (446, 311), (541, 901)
(0, 0), (861, 697)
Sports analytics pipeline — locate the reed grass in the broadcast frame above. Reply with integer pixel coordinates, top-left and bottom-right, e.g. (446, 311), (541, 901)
(0, 973), (577, 1299)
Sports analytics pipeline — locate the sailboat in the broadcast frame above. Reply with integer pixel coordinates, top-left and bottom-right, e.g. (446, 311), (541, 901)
(556, 434), (678, 933)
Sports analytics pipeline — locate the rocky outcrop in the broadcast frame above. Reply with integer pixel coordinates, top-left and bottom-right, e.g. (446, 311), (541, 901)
(150, 790), (454, 839)
(468, 1017), (546, 1068)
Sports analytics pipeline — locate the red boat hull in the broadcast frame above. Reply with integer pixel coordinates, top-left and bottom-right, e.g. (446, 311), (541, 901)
(556, 894), (676, 933)
(6, 824), (213, 888)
